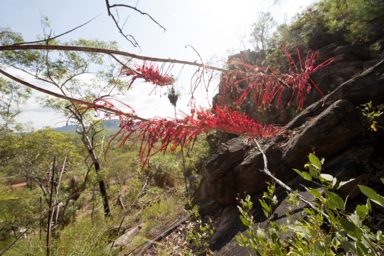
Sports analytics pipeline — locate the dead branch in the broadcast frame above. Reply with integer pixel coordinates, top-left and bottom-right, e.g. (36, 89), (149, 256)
(253, 139), (316, 209)
(0, 68), (145, 121)
(0, 44), (227, 72)
(12, 16), (100, 46)
(105, 0), (166, 47)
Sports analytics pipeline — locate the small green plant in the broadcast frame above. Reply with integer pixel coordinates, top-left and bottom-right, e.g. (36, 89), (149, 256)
(185, 203), (214, 255)
(237, 192), (285, 255)
(360, 101), (383, 132)
(237, 153), (384, 255)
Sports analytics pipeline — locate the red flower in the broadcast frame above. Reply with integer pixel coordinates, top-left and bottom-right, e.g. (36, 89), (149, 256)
(119, 61), (175, 90)
(111, 105), (283, 166)
(218, 46), (333, 110)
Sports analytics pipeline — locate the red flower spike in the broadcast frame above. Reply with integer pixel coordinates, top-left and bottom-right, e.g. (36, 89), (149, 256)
(77, 46), (333, 167)
(119, 61), (175, 90)
(110, 105), (283, 166)
(219, 46), (333, 111)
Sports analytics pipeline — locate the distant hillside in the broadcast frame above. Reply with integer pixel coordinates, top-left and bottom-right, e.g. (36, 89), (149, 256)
(55, 119), (120, 133)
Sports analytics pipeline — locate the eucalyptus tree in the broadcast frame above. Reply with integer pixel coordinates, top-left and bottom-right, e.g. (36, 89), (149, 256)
(0, 23), (126, 217)
(0, 29), (32, 134)
(250, 12), (276, 51)
(0, 77), (30, 134)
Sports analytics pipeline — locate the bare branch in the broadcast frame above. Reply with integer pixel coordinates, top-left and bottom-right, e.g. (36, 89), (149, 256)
(253, 139), (316, 209)
(109, 4), (166, 32)
(0, 44), (227, 72)
(12, 15), (100, 46)
(105, 0), (166, 48)
(0, 68), (145, 121)
(105, 0), (166, 47)
(105, 0), (140, 48)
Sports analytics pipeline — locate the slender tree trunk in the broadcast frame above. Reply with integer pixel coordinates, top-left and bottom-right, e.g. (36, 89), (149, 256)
(81, 132), (111, 217)
(46, 157), (56, 256)
(94, 161), (110, 217)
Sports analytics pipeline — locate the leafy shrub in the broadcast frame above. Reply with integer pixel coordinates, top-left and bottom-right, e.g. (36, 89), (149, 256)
(237, 153), (384, 255)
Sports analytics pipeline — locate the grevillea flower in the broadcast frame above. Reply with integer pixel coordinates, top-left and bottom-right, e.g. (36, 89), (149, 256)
(110, 105), (283, 166)
(119, 61), (175, 90)
(218, 46), (334, 110)
(79, 46), (332, 166)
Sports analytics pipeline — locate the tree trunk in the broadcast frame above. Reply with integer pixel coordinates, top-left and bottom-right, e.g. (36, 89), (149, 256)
(95, 161), (111, 217)
(81, 132), (111, 217)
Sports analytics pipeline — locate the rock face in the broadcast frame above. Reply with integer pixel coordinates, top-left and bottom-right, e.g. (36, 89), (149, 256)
(192, 40), (384, 253)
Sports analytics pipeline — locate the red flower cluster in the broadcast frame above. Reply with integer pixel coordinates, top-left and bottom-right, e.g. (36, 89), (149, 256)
(282, 46), (334, 109)
(219, 46), (333, 110)
(111, 105), (283, 166)
(84, 47), (332, 166)
(120, 61), (175, 90)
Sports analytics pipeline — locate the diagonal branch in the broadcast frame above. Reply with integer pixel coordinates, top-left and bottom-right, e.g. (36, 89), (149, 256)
(0, 68), (145, 121)
(253, 139), (316, 209)
(0, 44), (227, 72)
(12, 15), (100, 46)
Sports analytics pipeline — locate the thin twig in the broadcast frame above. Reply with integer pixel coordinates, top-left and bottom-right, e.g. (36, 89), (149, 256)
(12, 15), (100, 46)
(109, 3), (166, 32)
(105, 0), (166, 47)
(54, 154), (68, 224)
(253, 139), (316, 209)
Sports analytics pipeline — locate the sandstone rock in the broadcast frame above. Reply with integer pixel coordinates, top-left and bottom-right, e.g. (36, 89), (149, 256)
(191, 27), (384, 254)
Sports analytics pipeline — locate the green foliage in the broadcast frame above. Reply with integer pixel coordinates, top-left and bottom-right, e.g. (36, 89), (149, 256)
(249, 12), (276, 51)
(258, 182), (278, 218)
(237, 194), (285, 255)
(8, 216), (114, 256)
(0, 27), (44, 69)
(0, 77), (31, 134)
(263, 0), (384, 68)
(360, 101), (383, 132)
(358, 185), (384, 207)
(319, 0), (384, 42)
(237, 153), (384, 255)
(0, 183), (40, 249)
(185, 203), (214, 255)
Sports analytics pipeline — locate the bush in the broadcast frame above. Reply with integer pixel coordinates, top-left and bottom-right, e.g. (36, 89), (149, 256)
(237, 153), (384, 255)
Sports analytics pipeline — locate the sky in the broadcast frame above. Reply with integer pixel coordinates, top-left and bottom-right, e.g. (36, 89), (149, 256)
(0, 0), (318, 129)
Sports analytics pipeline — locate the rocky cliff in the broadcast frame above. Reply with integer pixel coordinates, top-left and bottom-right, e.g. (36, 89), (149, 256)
(192, 31), (384, 254)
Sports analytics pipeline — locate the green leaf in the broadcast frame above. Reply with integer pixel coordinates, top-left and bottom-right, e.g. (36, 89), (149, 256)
(341, 218), (363, 240)
(355, 204), (369, 219)
(325, 191), (345, 210)
(303, 208), (315, 215)
(358, 185), (384, 207)
(239, 215), (250, 227)
(314, 240), (325, 255)
(293, 168), (312, 181)
(355, 240), (369, 256)
(309, 188), (322, 199)
(340, 240), (356, 253)
(308, 166), (319, 179)
(309, 153), (322, 170)
(324, 235), (332, 250)
(259, 199), (271, 212)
